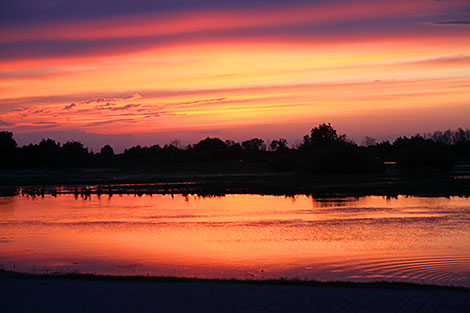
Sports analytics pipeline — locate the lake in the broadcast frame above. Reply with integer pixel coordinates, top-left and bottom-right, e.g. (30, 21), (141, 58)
(1, 194), (469, 286)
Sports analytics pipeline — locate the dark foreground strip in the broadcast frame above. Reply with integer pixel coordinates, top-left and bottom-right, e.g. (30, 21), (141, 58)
(0, 269), (468, 290)
(1, 271), (469, 313)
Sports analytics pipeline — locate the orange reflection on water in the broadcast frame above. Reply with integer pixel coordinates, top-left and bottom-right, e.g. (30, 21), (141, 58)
(0, 194), (469, 285)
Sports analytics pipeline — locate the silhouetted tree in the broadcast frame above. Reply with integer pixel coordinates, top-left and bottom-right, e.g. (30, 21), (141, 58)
(146, 145), (162, 162)
(300, 123), (346, 151)
(123, 145), (146, 160)
(395, 136), (453, 171)
(424, 128), (470, 156)
(225, 140), (243, 160)
(192, 137), (227, 160)
(0, 131), (16, 150)
(100, 145), (114, 156)
(62, 141), (89, 167)
(162, 141), (186, 167)
(242, 138), (266, 152)
(96, 144), (115, 167)
(361, 136), (376, 147)
(0, 131), (17, 168)
(297, 124), (380, 174)
(299, 141), (379, 174)
(2, 125), (465, 173)
(270, 138), (288, 152)
(38, 139), (62, 168)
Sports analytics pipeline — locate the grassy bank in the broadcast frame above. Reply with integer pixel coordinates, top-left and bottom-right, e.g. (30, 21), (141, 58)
(1, 269), (467, 291)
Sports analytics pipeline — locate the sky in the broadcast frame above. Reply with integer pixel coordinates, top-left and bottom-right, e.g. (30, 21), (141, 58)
(0, 0), (469, 151)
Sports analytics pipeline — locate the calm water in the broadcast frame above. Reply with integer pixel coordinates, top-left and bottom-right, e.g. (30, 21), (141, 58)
(1, 194), (469, 286)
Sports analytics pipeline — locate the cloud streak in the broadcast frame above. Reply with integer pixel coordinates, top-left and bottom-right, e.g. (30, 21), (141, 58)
(0, 120), (13, 127)
(99, 104), (141, 111)
(433, 21), (470, 25)
(1, 1), (468, 63)
(84, 119), (139, 127)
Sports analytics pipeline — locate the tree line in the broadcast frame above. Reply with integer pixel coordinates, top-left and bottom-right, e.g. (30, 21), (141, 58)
(1, 124), (469, 174)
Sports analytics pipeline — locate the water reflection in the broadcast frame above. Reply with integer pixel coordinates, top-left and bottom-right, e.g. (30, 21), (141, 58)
(0, 194), (469, 286)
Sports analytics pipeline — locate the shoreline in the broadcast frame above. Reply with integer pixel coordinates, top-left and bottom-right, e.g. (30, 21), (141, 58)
(1, 270), (468, 291)
(1, 169), (470, 197)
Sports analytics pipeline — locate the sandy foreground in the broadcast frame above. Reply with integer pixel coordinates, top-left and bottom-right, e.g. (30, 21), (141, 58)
(1, 276), (469, 313)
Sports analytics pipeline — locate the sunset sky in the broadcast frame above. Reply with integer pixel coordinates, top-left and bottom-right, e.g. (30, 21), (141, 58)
(1, 0), (469, 151)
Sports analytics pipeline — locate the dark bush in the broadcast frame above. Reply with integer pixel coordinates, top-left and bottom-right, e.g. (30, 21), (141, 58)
(62, 141), (89, 167)
(299, 143), (380, 174)
(397, 140), (454, 171)
(192, 137), (227, 161)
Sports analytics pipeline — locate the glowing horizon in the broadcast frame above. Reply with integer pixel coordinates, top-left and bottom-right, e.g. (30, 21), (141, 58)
(1, 0), (469, 151)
